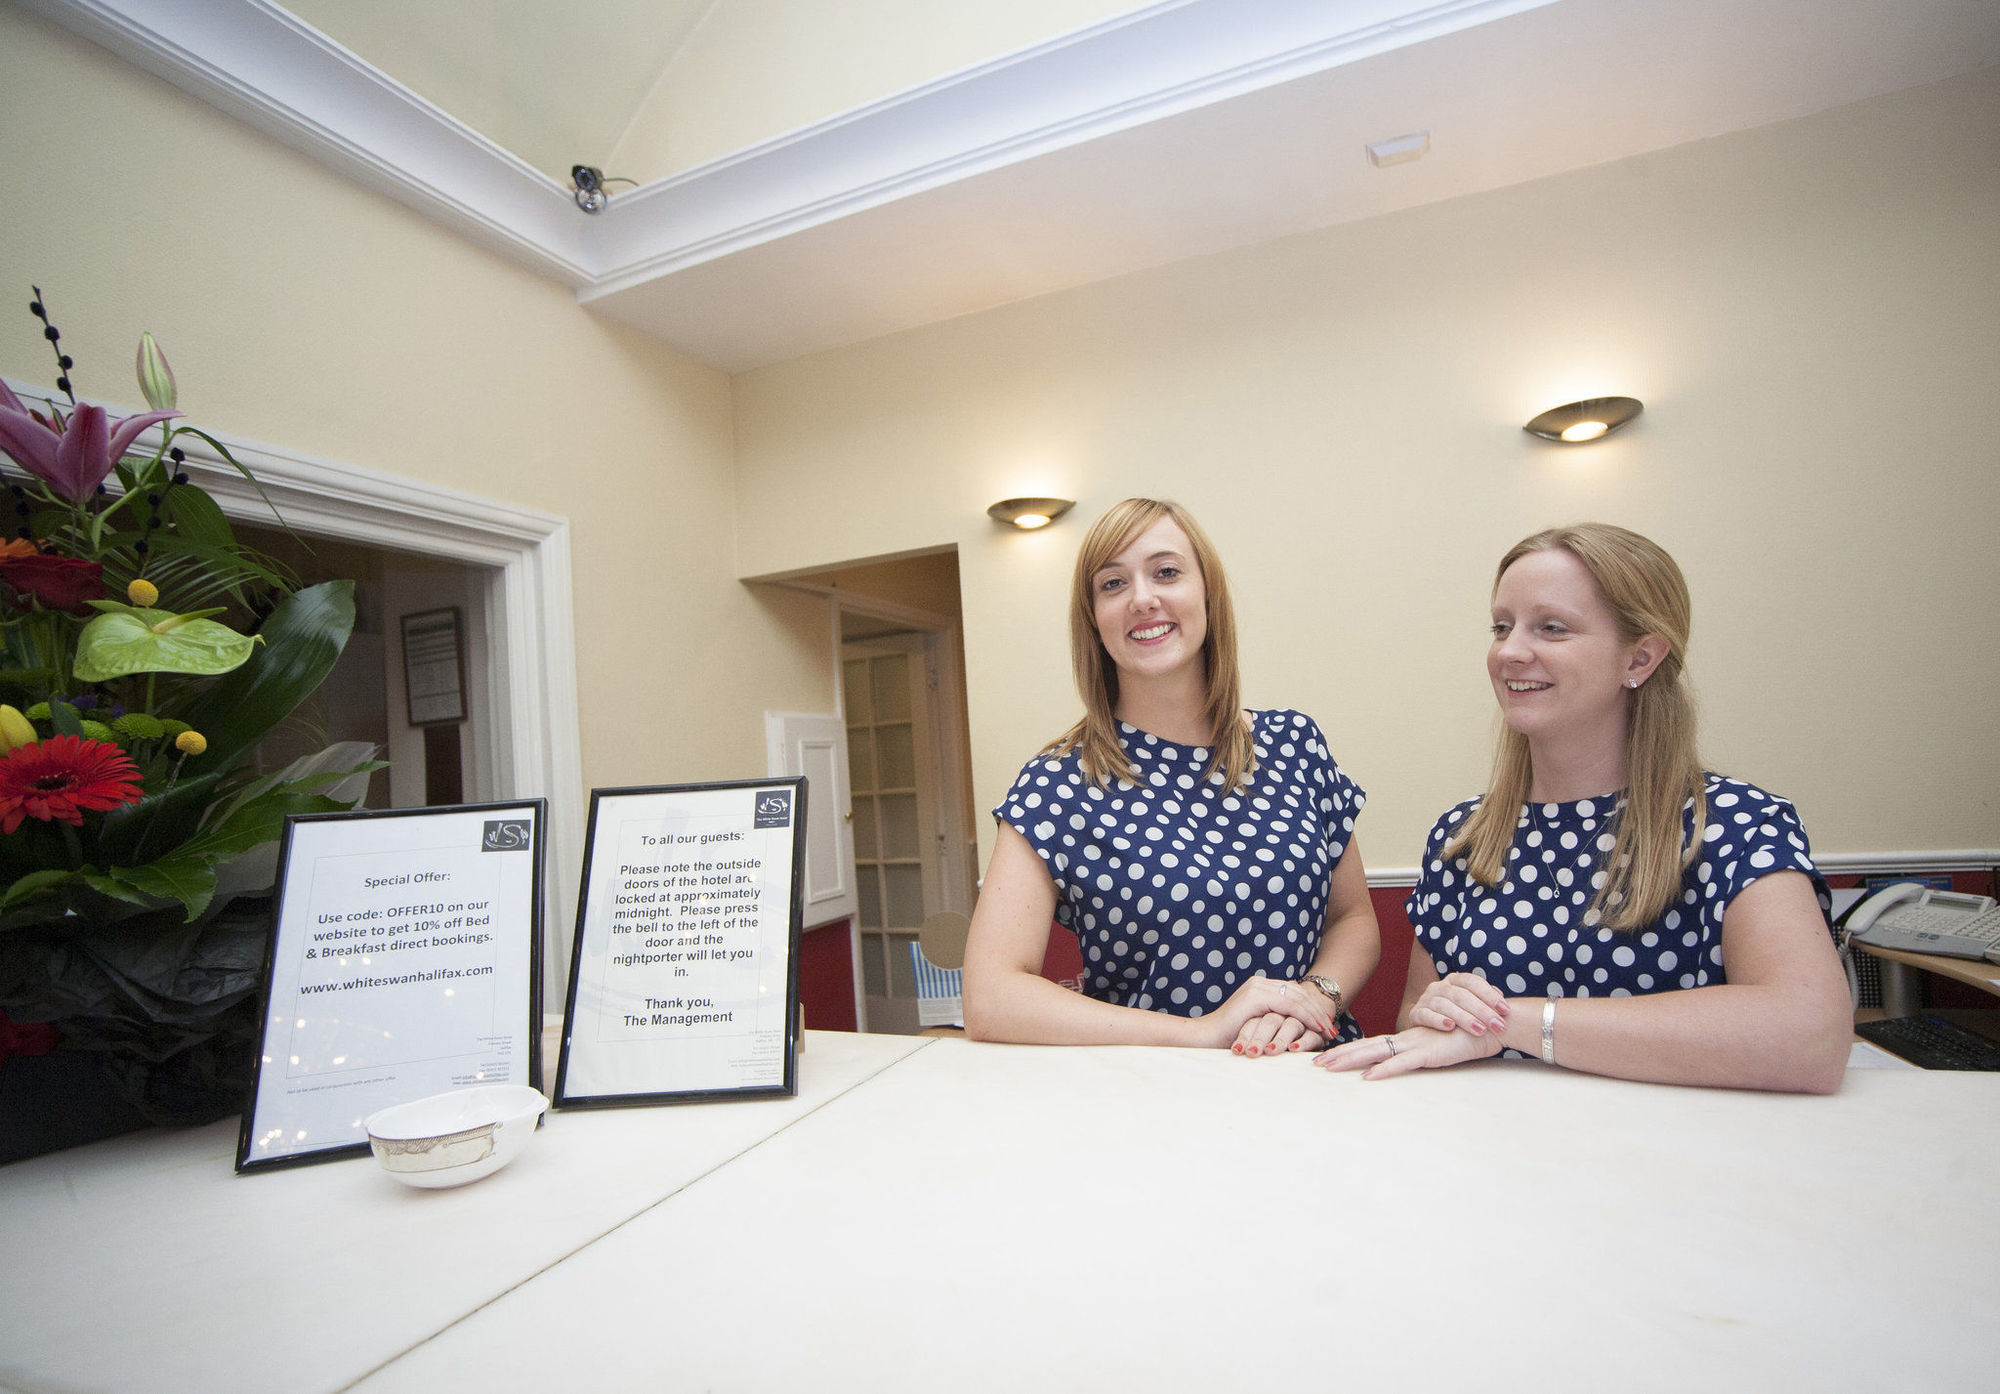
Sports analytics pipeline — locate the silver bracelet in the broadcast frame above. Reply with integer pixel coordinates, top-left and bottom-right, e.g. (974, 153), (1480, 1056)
(1540, 997), (1558, 1065)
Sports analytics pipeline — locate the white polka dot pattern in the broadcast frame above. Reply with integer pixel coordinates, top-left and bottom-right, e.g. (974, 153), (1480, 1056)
(998, 710), (1365, 1041)
(1408, 772), (1831, 1057)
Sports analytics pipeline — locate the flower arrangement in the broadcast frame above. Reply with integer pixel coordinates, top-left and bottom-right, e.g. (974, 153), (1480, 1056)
(0, 288), (376, 1145)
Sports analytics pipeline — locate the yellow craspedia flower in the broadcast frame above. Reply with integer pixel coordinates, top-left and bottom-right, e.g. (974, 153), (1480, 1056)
(175, 730), (208, 756)
(128, 578), (160, 607)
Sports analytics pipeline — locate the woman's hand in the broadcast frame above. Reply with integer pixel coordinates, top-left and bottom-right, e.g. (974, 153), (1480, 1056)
(1407, 971), (1509, 1037)
(1187, 976), (1338, 1049)
(1313, 1023), (1501, 1079)
(1232, 1011), (1328, 1057)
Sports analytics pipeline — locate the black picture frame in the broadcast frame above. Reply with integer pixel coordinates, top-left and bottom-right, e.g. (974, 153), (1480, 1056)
(400, 606), (467, 726)
(554, 778), (806, 1109)
(236, 799), (546, 1174)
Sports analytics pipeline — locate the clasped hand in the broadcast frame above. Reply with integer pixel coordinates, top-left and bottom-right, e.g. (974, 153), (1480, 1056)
(1314, 972), (1510, 1078)
(1186, 975), (1338, 1056)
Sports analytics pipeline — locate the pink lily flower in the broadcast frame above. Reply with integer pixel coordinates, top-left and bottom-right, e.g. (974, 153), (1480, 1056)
(0, 377), (179, 503)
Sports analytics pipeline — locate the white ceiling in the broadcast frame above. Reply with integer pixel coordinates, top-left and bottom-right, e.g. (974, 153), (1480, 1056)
(24, 0), (2000, 372)
(278, 0), (717, 183)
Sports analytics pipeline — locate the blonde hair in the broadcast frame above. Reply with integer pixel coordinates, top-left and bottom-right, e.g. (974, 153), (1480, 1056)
(1445, 523), (1705, 931)
(1045, 498), (1254, 791)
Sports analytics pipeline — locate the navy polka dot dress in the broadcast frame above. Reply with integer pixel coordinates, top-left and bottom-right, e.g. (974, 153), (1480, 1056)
(996, 710), (1366, 1041)
(1410, 773), (1831, 1056)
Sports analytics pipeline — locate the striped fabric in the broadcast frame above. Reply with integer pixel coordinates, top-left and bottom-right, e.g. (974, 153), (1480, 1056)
(908, 943), (964, 1028)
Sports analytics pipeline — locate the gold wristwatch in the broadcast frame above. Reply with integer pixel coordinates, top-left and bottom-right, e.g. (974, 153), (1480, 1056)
(1302, 974), (1345, 1017)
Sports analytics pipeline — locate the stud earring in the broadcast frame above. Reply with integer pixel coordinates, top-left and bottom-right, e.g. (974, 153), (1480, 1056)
(1626, 678), (1639, 688)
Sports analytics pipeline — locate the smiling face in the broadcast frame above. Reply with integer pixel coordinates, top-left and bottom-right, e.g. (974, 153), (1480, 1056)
(1487, 547), (1661, 755)
(1091, 516), (1209, 689)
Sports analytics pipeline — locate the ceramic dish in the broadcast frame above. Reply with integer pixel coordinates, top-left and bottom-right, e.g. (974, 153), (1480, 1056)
(363, 1084), (548, 1189)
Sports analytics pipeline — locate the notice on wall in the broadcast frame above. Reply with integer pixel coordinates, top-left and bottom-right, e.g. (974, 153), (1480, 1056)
(236, 802), (544, 1173)
(555, 779), (804, 1107)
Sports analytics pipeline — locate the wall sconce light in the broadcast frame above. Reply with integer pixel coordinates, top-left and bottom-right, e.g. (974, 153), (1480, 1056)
(987, 497), (1076, 530)
(1524, 397), (1643, 443)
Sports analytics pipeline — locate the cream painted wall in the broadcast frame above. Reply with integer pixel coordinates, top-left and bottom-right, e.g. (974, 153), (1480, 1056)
(0, 7), (829, 798)
(610, 0), (1153, 181)
(782, 550), (964, 621)
(733, 67), (2000, 872)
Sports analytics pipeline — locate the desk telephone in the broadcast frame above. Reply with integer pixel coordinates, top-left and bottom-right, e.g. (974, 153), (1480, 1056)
(1844, 883), (2000, 963)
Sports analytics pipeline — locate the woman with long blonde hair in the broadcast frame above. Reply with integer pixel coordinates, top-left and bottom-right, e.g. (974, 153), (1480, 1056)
(963, 498), (1380, 1053)
(1317, 523), (1849, 1092)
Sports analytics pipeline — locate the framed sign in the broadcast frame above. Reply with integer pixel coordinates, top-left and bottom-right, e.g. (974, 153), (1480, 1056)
(401, 607), (466, 725)
(236, 801), (545, 1173)
(555, 778), (805, 1107)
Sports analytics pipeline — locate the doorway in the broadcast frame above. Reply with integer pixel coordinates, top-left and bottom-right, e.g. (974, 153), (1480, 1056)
(235, 523), (496, 810)
(169, 426), (582, 1007)
(765, 548), (978, 1033)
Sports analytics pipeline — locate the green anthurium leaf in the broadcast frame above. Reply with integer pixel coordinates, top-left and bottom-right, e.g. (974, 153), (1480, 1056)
(178, 580), (355, 772)
(72, 609), (258, 682)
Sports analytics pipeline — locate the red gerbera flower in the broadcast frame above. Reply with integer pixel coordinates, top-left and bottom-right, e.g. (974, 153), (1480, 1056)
(0, 735), (144, 833)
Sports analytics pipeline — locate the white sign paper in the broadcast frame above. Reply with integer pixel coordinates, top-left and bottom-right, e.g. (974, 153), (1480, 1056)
(237, 803), (542, 1171)
(556, 780), (803, 1104)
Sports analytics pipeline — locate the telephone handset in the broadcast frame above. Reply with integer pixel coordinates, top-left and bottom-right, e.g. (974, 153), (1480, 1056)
(1844, 882), (2000, 963)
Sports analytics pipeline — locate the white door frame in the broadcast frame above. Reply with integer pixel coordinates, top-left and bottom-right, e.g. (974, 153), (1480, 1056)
(765, 710), (863, 1030)
(822, 596), (975, 916)
(158, 419), (583, 1010)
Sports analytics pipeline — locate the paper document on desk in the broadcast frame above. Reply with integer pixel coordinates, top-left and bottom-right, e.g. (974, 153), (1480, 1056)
(1848, 1040), (1920, 1070)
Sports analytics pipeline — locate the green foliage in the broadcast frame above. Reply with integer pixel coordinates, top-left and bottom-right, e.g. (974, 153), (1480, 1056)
(73, 605), (258, 681)
(0, 296), (377, 1107)
(179, 581), (355, 772)
(3, 433), (366, 922)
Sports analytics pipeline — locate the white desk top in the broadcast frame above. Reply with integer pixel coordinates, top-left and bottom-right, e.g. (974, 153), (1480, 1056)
(357, 1039), (2000, 1394)
(0, 1030), (926, 1394)
(6, 1036), (1998, 1393)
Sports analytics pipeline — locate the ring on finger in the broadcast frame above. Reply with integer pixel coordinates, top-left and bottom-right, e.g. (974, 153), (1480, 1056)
(1384, 1036), (1399, 1056)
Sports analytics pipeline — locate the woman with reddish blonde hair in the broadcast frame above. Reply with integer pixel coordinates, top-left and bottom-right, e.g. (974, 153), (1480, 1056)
(963, 498), (1380, 1053)
(1317, 523), (1849, 1092)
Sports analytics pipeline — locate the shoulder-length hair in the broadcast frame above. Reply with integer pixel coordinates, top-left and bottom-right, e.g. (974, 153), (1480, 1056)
(1044, 497), (1255, 792)
(1445, 522), (1705, 932)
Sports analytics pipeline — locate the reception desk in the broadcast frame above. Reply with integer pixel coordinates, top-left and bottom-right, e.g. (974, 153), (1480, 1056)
(4, 1034), (1997, 1392)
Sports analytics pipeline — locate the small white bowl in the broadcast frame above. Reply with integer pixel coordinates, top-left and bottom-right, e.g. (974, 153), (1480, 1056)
(364, 1084), (548, 1189)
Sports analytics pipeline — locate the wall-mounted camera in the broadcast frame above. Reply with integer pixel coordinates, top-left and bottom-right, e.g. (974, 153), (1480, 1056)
(570, 165), (635, 214)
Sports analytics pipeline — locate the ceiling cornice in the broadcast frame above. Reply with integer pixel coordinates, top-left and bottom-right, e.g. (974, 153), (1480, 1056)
(21, 0), (1552, 296)
(578, 0), (1558, 296)
(20, 0), (596, 283)
(31, 0), (1994, 370)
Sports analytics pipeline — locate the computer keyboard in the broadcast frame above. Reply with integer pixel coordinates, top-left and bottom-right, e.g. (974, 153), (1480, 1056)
(1856, 1015), (2000, 1071)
